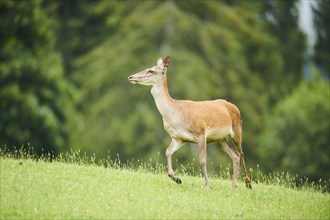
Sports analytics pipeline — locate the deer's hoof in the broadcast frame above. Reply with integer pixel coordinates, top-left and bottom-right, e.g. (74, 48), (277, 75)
(168, 174), (182, 184)
(244, 177), (252, 189)
(176, 178), (182, 184)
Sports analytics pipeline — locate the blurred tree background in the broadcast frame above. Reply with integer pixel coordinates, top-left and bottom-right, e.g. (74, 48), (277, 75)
(0, 0), (79, 154)
(0, 0), (329, 181)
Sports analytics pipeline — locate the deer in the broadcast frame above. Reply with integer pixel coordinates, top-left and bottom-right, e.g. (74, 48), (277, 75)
(128, 56), (252, 189)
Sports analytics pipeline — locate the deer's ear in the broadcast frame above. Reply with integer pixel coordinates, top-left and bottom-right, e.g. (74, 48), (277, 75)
(157, 57), (163, 66)
(163, 56), (170, 68)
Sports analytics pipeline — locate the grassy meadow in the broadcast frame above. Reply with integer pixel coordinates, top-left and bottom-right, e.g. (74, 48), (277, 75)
(1, 152), (329, 219)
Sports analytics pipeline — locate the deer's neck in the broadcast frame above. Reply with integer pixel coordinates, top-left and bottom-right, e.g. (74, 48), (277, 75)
(151, 75), (175, 118)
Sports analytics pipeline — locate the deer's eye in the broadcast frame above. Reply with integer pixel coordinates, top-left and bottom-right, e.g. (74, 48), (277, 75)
(145, 70), (154, 75)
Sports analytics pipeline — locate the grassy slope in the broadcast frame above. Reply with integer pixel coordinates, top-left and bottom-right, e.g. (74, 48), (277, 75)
(1, 158), (329, 219)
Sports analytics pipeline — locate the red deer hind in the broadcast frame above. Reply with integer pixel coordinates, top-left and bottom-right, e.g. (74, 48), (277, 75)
(128, 56), (252, 189)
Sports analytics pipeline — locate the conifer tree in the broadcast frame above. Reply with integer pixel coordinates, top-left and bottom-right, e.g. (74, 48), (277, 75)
(0, 0), (79, 153)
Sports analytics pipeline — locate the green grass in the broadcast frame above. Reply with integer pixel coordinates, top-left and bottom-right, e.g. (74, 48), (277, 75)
(1, 156), (329, 219)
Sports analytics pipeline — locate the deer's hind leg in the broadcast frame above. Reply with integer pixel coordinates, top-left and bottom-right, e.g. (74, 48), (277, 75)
(230, 138), (252, 189)
(218, 140), (240, 188)
(196, 135), (211, 188)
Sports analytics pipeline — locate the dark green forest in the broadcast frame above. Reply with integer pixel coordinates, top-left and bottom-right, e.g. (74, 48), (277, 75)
(1, 0), (329, 182)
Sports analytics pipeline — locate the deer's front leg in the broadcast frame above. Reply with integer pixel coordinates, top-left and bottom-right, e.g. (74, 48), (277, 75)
(166, 139), (184, 184)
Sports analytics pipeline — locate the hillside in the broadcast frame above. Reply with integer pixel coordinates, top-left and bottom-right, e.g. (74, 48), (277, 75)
(1, 158), (329, 219)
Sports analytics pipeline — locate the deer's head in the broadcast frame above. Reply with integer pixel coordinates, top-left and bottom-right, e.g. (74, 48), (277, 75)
(128, 56), (170, 86)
